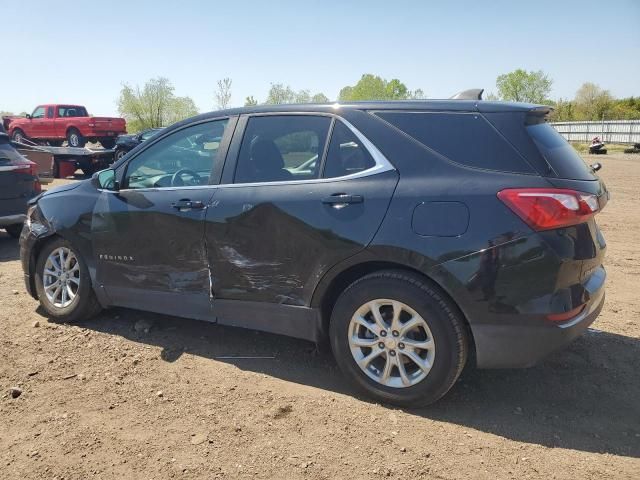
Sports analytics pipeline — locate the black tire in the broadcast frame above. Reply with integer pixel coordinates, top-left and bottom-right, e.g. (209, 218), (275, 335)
(4, 224), (23, 238)
(34, 237), (101, 323)
(99, 138), (116, 149)
(330, 270), (468, 407)
(66, 128), (86, 148)
(12, 129), (26, 144)
(114, 148), (127, 161)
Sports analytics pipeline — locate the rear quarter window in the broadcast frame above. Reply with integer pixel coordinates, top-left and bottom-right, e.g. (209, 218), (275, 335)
(526, 123), (595, 181)
(375, 111), (534, 174)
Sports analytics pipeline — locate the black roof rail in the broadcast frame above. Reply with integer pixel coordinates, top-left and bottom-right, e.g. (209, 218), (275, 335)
(450, 88), (484, 100)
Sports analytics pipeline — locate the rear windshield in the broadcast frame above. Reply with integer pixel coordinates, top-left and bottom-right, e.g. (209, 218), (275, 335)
(526, 123), (595, 180)
(0, 142), (25, 165)
(375, 111), (534, 173)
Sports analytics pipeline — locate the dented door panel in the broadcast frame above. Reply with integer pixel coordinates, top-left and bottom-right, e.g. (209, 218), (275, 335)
(91, 187), (216, 314)
(204, 170), (399, 307)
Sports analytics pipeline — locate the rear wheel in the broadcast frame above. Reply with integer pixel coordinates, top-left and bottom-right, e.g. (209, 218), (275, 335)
(34, 237), (101, 323)
(99, 138), (116, 149)
(4, 224), (23, 238)
(12, 129), (26, 144)
(114, 148), (127, 161)
(67, 128), (86, 148)
(330, 270), (468, 407)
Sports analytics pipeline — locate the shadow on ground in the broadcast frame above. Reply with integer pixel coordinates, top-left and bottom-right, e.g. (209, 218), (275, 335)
(66, 306), (640, 459)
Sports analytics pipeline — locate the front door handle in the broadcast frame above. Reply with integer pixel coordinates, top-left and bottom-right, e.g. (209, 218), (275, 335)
(321, 193), (364, 208)
(171, 199), (205, 210)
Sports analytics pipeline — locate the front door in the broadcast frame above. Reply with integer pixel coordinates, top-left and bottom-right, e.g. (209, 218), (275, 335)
(92, 117), (234, 320)
(29, 106), (47, 138)
(205, 114), (398, 328)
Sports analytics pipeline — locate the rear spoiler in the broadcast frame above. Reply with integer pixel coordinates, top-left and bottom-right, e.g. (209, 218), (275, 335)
(450, 88), (484, 100)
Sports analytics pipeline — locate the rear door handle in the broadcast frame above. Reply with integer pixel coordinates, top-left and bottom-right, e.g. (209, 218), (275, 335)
(321, 194), (364, 204)
(321, 194), (364, 207)
(171, 199), (205, 210)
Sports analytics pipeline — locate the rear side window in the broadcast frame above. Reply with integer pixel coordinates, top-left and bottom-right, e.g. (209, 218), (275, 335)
(526, 123), (595, 180)
(323, 121), (375, 178)
(235, 115), (331, 183)
(58, 106), (88, 118)
(375, 111), (534, 173)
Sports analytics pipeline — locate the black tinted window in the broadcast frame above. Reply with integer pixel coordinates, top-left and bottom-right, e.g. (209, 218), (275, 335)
(58, 106), (88, 118)
(323, 121), (375, 178)
(235, 115), (331, 183)
(376, 111), (534, 173)
(526, 123), (595, 180)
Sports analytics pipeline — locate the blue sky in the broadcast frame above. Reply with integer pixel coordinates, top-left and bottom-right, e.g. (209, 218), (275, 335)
(1, 0), (638, 116)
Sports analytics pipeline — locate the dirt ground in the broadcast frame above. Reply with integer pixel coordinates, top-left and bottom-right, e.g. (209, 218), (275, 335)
(1, 154), (639, 479)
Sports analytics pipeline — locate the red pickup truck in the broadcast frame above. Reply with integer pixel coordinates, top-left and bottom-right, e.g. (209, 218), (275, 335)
(6, 104), (127, 149)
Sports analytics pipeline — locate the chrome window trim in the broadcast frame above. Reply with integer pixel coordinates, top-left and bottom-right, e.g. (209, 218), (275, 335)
(106, 116), (395, 194)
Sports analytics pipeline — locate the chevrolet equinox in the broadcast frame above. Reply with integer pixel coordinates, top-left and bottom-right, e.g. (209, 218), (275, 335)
(20, 98), (608, 406)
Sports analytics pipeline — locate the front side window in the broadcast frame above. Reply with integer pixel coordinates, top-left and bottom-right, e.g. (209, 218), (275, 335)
(32, 107), (45, 119)
(323, 121), (375, 178)
(234, 115), (331, 183)
(124, 119), (228, 189)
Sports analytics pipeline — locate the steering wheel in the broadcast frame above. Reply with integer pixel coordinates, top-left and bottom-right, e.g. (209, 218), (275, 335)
(171, 169), (202, 187)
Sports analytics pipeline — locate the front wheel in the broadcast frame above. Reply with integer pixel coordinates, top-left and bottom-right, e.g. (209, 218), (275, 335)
(34, 237), (101, 323)
(330, 270), (468, 407)
(12, 129), (26, 144)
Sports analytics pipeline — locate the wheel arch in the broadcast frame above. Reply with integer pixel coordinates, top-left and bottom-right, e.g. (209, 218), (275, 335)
(312, 259), (476, 360)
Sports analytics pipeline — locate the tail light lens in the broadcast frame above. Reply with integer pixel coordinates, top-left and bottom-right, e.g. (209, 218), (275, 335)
(498, 188), (600, 231)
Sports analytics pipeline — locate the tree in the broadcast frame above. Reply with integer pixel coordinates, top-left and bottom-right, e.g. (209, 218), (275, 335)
(117, 77), (198, 132)
(495, 69), (552, 104)
(264, 83), (328, 104)
(549, 98), (575, 122)
(338, 74), (423, 101)
(215, 78), (232, 110)
(244, 96), (258, 107)
(574, 82), (613, 120)
(311, 93), (330, 103)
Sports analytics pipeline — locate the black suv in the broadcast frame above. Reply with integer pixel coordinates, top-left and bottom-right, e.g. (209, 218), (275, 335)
(20, 100), (608, 406)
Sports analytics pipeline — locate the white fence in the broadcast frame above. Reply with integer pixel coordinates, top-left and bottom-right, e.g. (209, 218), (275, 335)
(551, 120), (640, 144)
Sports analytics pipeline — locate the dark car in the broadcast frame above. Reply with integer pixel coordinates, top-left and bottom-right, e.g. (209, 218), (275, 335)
(20, 99), (608, 406)
(113, 128), (164, 161)
(1, 131), (41, 238)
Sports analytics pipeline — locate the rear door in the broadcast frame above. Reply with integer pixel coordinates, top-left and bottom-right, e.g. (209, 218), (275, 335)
(205, 113), (398, 310)
(91, 117), (236, 320)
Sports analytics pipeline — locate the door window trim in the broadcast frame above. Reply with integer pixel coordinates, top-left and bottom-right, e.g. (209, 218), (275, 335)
(221, 113), (394, 188)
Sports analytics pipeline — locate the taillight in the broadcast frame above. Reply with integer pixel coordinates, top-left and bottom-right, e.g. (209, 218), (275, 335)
(497, 188), (600, 231)
(14, 162), (41, 193)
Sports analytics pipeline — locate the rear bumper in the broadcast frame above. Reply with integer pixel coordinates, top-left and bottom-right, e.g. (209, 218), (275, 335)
(0, 213), (26, 227)
(471, 267), (606, 368)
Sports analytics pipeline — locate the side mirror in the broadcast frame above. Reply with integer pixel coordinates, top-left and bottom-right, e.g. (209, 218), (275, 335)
(26, 114), (31, 120)
(591, 162), (602, 172)
(92, 169), (119, 191)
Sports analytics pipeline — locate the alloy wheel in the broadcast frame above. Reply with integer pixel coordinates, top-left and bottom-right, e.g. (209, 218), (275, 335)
(348, 299), (436, 388)
(43, 247), (80, 308)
